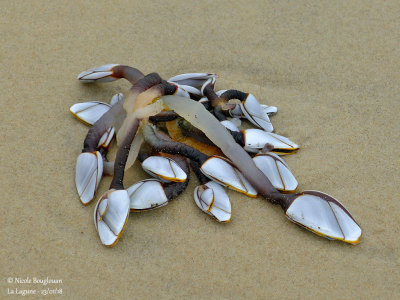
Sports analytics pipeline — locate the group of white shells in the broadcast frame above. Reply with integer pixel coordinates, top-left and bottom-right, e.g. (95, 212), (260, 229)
(71, 64), (361, 246)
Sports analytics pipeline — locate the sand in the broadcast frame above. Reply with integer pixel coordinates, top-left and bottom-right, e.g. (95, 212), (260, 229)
(1, 1), (399, 299)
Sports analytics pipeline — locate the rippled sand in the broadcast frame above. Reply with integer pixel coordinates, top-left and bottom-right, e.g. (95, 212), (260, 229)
(1, 1), (399, 299)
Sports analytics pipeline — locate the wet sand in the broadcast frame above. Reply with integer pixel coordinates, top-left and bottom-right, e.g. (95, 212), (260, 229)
(1, 1), (399, 299)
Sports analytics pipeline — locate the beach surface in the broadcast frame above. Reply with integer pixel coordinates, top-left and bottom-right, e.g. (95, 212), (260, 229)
(1, 1), (399, 299)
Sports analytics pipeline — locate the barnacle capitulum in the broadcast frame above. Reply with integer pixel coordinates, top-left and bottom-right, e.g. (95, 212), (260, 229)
(75, 151), (103, 205)
(253, 153), (298, 193)
(70, 101), (111, 125)
(78, 64), (120, 82)
(223, 102), (277, 118)
(200, 156), (257, 197)
(72, 64), (362, 246)
(141, 156), (187, 183)
(94, 189), (130, 247)
(242, 129), (299, 154)
(284, 191), (362, 244)
(70, 93), (123, 126)
(167, 72), (217, 100)
(194, 181), (231, 222)
(127, 179), (169, 211)
(168, 73), (217, 96)
(239, 94), (274, 132)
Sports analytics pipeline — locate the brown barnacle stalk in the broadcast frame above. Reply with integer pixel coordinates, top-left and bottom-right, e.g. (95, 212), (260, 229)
(201, 77), (230, 121)
(142, 124), (209, 166)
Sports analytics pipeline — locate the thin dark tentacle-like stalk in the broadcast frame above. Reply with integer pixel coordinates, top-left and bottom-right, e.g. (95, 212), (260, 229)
(163, 155), (190, 200)
(213, 106), (228, 121)
(228, 130), (245, 147)
(142, 125), (209, 165)
(202, 81), (231, 120)
(220, 89), (248, 102)
(189, 160), (210, 185)
(202, 81), (221, 107)
(155, 81), (178, 97)
(149, 111), (180, 122)
(137, 144), (153, 163)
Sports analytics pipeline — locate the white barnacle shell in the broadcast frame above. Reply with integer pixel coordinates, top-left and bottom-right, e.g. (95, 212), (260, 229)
(285, 191), (362, 244)
(127, 179), (168, 211)
(168, 73), (217, 89)
(94, 189), (130, 247)
(70, 93), (123, 126)
(220, 120), (240, 132)
(194, 181), (231, 222)
(200, 156), (257, 197)
(253, 153), (298, 192)
(141, 156), (187, 183)
(70, 101), (111, 125)
(75, 151), (103, 205)
(77, 64), (120, 82)
(261, 104), (278, 116)
(240, 94), (273, 132)
(168, 82), (202, 96)
(243, 129), (299, 154)
(228, 104), (277, 118)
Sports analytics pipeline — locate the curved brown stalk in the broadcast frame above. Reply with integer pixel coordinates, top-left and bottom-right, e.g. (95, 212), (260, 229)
(189, 160), (210, 185)
(162, 155), (191, 200)
(112, 65), (145, 85)
(142, 125), (209, 166)
(202, 80), (229, 121)
(219, 89), (248, 103)
(149, 111), (180, 122)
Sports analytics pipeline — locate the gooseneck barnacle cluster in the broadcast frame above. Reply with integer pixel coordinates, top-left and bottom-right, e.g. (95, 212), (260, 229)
(70, 64), (362, 247)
